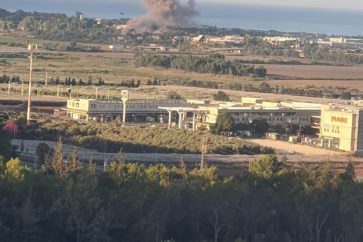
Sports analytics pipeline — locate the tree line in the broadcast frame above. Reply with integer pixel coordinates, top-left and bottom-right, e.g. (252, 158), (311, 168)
(136, 53), (267, 77)
(21, 119), (273, 155)
(0, 141), (362, 242)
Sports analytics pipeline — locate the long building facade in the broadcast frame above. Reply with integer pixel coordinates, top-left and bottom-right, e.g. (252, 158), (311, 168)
(66, 99), (187, 123)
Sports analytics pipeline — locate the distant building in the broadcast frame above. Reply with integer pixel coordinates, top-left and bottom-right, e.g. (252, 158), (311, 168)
(161, 97), (321, 131)
(109, 45), (124, 52)
(139, 46), (166, 52)
(320, 104), (363, 155)
(263, 36), (299, 45)
(206, 35), (244, 45)
(66, 99), (187, 123)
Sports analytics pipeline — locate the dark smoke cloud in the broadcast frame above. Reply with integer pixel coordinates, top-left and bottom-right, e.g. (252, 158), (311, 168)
(123, 0), (198, 34)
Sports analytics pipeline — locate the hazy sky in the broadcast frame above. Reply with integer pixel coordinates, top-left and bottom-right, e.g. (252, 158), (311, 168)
(200, 0), (363, 11)
(3, 0), (363, 11)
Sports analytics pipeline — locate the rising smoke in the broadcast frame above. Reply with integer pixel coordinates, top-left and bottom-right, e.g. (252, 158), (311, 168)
(123, 0), (198, 34)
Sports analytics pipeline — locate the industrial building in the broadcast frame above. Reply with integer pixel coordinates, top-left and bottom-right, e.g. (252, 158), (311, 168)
(62, 96), (363, 155)
(161, 97), (321, 130)
(320, 104), (363, 155)
(66, 98), (187, 123)
(64, 97), (322, 131)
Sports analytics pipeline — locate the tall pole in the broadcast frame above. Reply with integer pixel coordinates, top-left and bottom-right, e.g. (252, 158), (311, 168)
(21, 79), (24, 95)
(27, 44), (36, 125)
(200, 135), (207, 169)
(45, 72), (48, 86)
(122, 101), (127, 124)
(121, 90), (129, 125)
(7, 80), (10, 95)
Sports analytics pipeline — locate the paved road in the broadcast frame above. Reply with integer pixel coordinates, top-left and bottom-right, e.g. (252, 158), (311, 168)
(11, 139), (363, 167)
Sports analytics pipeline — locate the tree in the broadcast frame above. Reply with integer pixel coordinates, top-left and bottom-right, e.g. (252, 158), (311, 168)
(341, 92), (352, 100)
(167, 91), (182, 100)
(210, 113), (235, 135)
(251, 118), (269, 136)
(35, 143), (54, 168)
(249, 155), (287, 178)
(0, 129), (12, 160)
(5, 157), (29, 179)
(213, 91), (230, 101)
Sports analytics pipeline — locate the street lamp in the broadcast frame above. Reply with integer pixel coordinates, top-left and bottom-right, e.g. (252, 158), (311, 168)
(27, 43), (37, 125)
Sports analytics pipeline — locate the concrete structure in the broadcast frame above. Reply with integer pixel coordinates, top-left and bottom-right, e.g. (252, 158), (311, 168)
(263, 36), (299, 45)
(161, 98), (321, 130)
(320, 104), (363, 155)
(66, 99), (187, 123)
(206, 35), (245, 45)
(65, 97), (322, 133)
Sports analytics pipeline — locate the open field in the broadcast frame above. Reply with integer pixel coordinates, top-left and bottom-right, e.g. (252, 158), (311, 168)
(264, 64), (363, 80)
(270, 79), (363, 90)
(1, 34), (363, 95)
(0, 85), (352, 104)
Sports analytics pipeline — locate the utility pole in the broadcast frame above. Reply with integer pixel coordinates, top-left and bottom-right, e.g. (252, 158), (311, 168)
(7, 80), (10, 95)
(57, 84), (60, 97)
(27, 43), (37, 125)
(21, 79), (24, 95)
(200, 135), (208, 169)
(121, 90), (129, 125)
(95, 87), (99, 99)
(45, 72), (48, 86)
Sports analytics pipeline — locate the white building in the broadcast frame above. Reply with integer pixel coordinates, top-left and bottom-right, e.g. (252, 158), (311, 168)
(66, 99), (187, 123)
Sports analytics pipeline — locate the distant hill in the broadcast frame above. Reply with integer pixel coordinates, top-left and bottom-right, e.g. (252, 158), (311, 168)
(0, 8), (11, 20)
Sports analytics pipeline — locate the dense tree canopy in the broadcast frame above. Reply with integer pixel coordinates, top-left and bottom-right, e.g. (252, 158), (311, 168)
(0, 151), (361, 242)
(137, 53), (267, 77)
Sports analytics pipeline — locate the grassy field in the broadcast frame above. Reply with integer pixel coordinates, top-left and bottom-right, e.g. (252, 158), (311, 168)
(1, 34), (363, 95)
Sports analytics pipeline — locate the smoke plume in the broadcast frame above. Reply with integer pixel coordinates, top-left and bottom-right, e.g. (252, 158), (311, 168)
(123, 0), (198, 34)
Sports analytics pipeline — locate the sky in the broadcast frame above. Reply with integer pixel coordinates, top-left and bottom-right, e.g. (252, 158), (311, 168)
(3, 0), (363, 12)
(0, 0), (363, 12)
(200, 0), (363, 11)
(2, 0), (363, 35)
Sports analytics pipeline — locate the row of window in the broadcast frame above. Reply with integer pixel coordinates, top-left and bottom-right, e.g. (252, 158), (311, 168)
(323, 126), (340, 134)
(229, 112), (298, 116)
(89, 104), (160, 109)
(234, 117), (310, 123)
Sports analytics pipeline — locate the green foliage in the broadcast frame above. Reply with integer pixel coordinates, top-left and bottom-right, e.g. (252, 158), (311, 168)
(42, 140), (82, 177)
(213, 91), (230, 101)
(137, 53), (267, 77)
(249, 155), (287, 178)
(167, 91), (182, 100)
(25, 119), (273, 155)
(210, 113), (235, 135)
(35, 143), (53, 167)
(0, 128), (12, 160)
(5, 157), (29, 179)
(0, 146), (361, 242)
(251, 118), (269, 136)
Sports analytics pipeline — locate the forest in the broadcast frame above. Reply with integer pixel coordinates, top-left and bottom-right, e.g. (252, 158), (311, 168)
(136, 53), (267, 77)
(0, 146), (361, 242)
